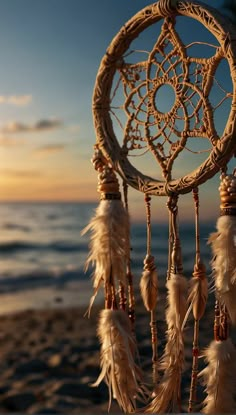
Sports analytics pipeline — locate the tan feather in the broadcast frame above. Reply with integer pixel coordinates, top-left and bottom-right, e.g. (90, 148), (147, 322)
(92, 309), (146, 412)
(82, 200), (129, 309)
(199, 338), (236, 413)
(188, 275), (208, 321)
(209, 216), (236, 324)
(140, 268), (158, 312)
(165, 273), (187, 331)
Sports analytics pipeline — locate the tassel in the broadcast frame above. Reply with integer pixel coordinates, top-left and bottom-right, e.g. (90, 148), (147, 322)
(199, 338), (236, 413)
(92, 309), (146, 412)
(208, 171), (236, 324)
(82, 163), (129, 313)
(146, 273), (187, 413)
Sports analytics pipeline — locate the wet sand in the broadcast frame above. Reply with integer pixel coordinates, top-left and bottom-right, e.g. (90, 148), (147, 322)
(0, 283), (218, 414)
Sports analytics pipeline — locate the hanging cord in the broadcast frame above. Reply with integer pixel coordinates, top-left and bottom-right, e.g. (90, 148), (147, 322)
(145, 194), (152, 257)
(145, 194), (158, 386)
(212, 168), (234, 341)
(167, 194), (183, 274)
(141, 194), (159, 386)
(92, 148), (117, 311)
(167, 207), (174, 280)
(188, 187), (208, 413)
(169, 194), (182, 413)
(164, 194), (185, 413)
(123, 180), (136, 324)
(193, 187), (200, 267)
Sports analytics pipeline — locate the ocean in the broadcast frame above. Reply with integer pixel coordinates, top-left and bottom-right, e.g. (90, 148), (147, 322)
(0, 202), (216, 310)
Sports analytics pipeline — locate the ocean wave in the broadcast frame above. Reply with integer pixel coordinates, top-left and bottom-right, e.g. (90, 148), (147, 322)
(0, 240), (88, 254)
(2, 222), (31, 232)
(0, 268), (87, 293)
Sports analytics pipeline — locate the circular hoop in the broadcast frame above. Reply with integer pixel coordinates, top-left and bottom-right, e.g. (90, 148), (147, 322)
(93, 0), (236, 196)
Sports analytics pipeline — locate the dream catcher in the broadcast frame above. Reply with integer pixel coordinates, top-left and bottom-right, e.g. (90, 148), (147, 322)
(82, 0), (236, 413)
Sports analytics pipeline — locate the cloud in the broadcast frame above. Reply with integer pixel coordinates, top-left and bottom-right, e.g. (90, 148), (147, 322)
(1, 118), (63, 134)
(68, 124), (80, 133)
(34, 144), (66, 157)
(0, 95), (32, 106)
(0, 136), (26, 147)
(0, 168), (42, 178)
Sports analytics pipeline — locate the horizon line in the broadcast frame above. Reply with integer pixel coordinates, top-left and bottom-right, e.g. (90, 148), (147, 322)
(0, 199), (99, 204)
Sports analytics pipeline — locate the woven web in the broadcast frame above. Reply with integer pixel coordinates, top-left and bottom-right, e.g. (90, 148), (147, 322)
(110, 17), (232, 180)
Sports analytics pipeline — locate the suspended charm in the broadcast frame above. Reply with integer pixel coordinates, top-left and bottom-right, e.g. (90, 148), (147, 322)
(199, 171), (236, 413)
(146, 195), (187, 413)
(187, 188), (208, 413)
(82, 148), (146, 412)
(208, 171), (236, 324)
(82, 148), (129, 313)
(140, 195), (158, 386)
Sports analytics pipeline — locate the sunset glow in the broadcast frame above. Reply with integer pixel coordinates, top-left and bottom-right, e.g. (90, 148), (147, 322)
(0, 0), (232, 222)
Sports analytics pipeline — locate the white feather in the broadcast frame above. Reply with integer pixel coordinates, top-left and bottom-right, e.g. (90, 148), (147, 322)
(199, 338), (236, 413)
(82, 199), (129, 299)
(209, 216), (236, 324)
(92, 309), (146, 412)
(145, 273), (187, 413)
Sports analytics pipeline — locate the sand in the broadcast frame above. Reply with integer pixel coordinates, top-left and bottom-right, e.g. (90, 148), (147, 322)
(0, 286), (217, 414)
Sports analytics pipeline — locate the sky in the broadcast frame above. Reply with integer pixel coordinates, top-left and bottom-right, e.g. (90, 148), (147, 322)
(0, 0), (234, 221)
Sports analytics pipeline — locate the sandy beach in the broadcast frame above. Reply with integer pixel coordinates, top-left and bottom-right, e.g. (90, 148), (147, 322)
(0, 282), (218, 414)
(0, 302), (110, 414)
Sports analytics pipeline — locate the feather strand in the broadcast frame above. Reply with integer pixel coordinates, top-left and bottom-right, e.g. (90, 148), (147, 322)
(145, 273), (187, 413)
(209, 216), (236, 324)
(199, 338), (236, 413)
(82, 200), (129, 310)
(92, 309), (147, 413)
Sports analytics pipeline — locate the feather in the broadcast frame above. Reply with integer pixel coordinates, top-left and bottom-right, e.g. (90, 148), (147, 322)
(209, 215), (236, 324)
(82, 199), (129, 309)
(188, 274), (208, 321)
(140, 256), (158, 312)
(92, 309), (146, 412)
(165, 274), (188, 331)
(145, 273), (187, 413)
(199, 338), (236, 413)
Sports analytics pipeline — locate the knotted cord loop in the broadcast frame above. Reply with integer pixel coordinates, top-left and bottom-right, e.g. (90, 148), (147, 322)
(143, 254), (156, 272)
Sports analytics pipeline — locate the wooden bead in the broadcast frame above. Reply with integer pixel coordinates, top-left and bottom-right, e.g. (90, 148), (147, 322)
(220, 190), (229, 196)
(221, 195), (236, 203)
(227, 187), (236, 193)
(99, 182), (119, 193)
